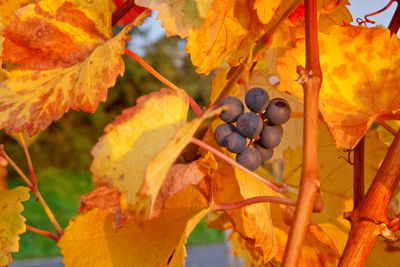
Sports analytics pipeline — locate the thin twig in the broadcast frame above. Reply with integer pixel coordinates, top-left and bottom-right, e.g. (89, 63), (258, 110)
(0, 146), (63, 237)
(26, 225), (59, 241)
(18, 133), (37, 187)
(213, 196), (297, 211)
(125, 48), (204, 117)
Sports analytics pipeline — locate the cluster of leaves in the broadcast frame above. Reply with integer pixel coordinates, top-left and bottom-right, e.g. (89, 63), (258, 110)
(1, 0), (400, 266)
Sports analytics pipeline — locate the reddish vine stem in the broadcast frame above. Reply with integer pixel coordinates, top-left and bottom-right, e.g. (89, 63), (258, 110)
(282, 0), (322, 265)
(125, 48), (204, 117)
(213, 196), (297, 211)
(356, 0), (395, 26)
(0, 146), (63, 237)
(340, 129), (400, 265)
(388, 0), (400, 34)
(353, 137), (365, 209)
(112, 0), (136, 25)
(26, 225), (59, 242)
(18, 133), (37, 188)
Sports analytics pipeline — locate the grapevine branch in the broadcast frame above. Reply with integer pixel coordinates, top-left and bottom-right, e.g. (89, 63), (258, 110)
(340, 129), (400, 265)
(353, 137), (365, 208)
(213, 196), (297, 211)
(26, 225), (59, 242)
(388, 0), (400, 34)
(0, 146), (63, 237)
(282, 0), (322, 265)
(124, 48), (204, 117)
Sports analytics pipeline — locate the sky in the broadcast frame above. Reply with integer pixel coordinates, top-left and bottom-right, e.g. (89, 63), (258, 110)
(128, 0), (398, 56)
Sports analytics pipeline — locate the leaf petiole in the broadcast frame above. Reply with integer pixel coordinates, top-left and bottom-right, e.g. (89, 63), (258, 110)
(124, 48), (204, 117)
(26, 225), (59, 241)
(213, 196), (296, 211)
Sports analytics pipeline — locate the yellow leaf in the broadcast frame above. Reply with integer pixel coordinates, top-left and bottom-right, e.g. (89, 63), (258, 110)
(254, 0), (282, 24)
(282, 122), (400, 265)
(0, 0), (150, 135)
(185, 0), (248, 74)
(0, 186), (30, 266)
(91, 88), (222, 220)
(59, 185), (210, 267)
(278, 25), (400, 149)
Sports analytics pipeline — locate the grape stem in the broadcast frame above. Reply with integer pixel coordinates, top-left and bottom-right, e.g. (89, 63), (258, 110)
(124, 48), (204, 117)
(388, 0), (400, 35)
(26, 225), (59, 242)
(0, 145), (63, 237)
(282, 0), (322, 265)
(213, 196), (297, 211)
(191, 137), (296, 194)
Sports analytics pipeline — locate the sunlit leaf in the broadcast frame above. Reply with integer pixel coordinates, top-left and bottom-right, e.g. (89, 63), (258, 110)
(59, 185), (210, 266)
(0, 0), (150, 135)
(278, 26), (400, 149)
(282, 122), (400, 265)
(0, 186), (30, 266)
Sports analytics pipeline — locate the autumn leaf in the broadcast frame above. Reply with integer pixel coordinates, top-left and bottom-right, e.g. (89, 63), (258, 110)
(91, 88), (222, 220)
(0, 186), (30, 266)
(277, 25), (400, 149)
(59, 185), (210, 267)
(281, 122), (400, 265)
(0, 0), (150, 135)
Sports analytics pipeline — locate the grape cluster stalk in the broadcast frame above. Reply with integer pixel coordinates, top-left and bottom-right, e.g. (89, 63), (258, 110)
(214, 87), (291, 171)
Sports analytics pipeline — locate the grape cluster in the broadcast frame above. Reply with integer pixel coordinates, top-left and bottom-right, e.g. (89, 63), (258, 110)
(214, 88), (291, 171)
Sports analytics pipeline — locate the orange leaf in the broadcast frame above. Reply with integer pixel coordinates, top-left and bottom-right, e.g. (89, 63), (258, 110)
(0, 0), (150, 135)
(0, 0), (34, 25)
(278, 25), (400, 149)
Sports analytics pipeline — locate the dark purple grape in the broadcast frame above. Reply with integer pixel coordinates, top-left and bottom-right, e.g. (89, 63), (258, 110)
(265, 98), (291, 125)
(260, 126), (282, 148)
(214, 123), (236, 147)
(218, 96), (244, 123)
(225, 132), (247, 153)
(245, 87), (269, 112)
(236, 147), (262, 171)
(236, 112), (263, 139)
(254, 141), (274, 162)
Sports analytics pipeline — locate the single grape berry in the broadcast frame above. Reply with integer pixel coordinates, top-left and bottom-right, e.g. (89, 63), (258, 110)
(214, 123), (236, 147)
(265, 98), (291, 125)
(245, 87), (269, 112)
(254, 141), (274, 162)
(236, 147), (262, 171)
(236, 112), (263, 139)
(225, 132), (247, 153)
(218, 96), (244, 123)
(260, 126), (282, 148)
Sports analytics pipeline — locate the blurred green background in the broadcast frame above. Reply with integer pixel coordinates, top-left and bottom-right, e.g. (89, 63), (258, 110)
(2, 27), (224, 260)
